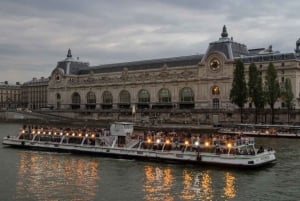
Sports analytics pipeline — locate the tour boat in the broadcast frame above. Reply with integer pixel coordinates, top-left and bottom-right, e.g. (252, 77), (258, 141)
(219, 124), (300, 138)
(2, 122), (276, 168)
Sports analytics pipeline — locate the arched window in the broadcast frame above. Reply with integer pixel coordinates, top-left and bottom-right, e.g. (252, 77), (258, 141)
(212, 86), (220, 95)
(72, 92), (81, 104)
(102, 91), (113, 104)
(119, 90), (130, 103)
(138, 89), (150, 103)
(71, 92), (81, 109)
(87, 91), (96, 104)
(180, 87), (194, 102)
(158, 88), (171, 102)
(86, 91), (96, 110)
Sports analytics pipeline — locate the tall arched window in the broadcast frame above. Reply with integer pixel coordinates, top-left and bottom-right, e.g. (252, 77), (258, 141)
(86, 91), (96, 110)
(71, 92), (81, 109)
(138, 89), (150, 103)
(119, 90), (131, 109)
(102, 91), (113, 104)
(87, 91), (96, 104)
(119, 90), (130, 103)
(179, 87), (194, 109)
(180, 87), (194, 102)
(72, 92), (81, 104)
(137, 89), (150, 109)
(158, 88), (171, 102)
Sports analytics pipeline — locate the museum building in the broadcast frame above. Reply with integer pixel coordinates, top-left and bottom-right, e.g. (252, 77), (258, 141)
(47, 26), (300, 123)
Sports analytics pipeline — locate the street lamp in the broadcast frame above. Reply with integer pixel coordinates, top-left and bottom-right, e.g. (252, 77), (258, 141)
(132, 104), (136, 123)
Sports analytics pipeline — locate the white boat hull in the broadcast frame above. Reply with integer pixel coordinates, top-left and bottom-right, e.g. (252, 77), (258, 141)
(2, 137), (276, 168)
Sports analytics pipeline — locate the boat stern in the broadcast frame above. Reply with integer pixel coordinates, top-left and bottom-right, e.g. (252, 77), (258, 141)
(249, 151), (276, 167)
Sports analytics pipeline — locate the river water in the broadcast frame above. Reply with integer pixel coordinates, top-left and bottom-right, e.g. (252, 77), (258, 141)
(0, 123), (299, 201)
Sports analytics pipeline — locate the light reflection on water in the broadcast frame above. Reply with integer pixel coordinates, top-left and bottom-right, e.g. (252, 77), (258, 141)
(223, 172), (236, 199)
(15, 151), (99, 201)
(143, 166), (237, 201)
(2, 123), (300, 201)
(144, 166), (174, 201)
(15, 151), (237, 201)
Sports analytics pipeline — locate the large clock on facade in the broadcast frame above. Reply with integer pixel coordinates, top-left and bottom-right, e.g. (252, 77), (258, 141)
(210, 59), (220, 71)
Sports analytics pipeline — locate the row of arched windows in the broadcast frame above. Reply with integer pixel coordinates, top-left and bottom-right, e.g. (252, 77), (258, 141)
(56, 86), (221, 109)
(66, 87), (195, 105)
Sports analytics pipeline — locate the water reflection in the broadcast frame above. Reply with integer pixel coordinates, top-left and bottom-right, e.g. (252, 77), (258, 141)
(180, 170), (214, 200)
(143, 166), (237, 201)
(144, 166), (174, 201)
(180, 170), (195, 200)
(16, 151), (99, 201)
(223, 172), (236, 199)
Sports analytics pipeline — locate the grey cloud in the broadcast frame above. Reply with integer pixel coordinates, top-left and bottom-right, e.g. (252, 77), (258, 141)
(0, 0), (299, 83)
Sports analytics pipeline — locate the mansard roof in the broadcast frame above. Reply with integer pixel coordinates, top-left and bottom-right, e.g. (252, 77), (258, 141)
(204, 25), (248, 60)
(57, 26), (300, 76)
(78, 55), (203, 75)
(205, 39), (249, 59)
(57, 60), (89, 73)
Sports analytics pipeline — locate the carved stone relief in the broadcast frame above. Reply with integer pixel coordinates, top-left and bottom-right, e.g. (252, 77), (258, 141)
(120, 67), (129, 81)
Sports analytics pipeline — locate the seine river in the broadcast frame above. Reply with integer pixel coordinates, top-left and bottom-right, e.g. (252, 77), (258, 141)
(0, 123), (299, 201)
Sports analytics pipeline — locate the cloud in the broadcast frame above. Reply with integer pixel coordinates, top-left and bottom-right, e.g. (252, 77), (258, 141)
(0, 0), (299, 83)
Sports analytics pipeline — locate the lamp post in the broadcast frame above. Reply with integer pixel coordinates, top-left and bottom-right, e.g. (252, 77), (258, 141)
(132, 104), (136, 123)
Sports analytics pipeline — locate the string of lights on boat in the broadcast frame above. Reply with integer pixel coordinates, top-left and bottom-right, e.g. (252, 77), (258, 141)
(21, 129), (96, 138)
(19, 129), (253, 150)
(144, 136), (235, 149)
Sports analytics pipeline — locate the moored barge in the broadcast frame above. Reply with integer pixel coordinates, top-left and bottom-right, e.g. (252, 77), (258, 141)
(219, 124), (300, 138)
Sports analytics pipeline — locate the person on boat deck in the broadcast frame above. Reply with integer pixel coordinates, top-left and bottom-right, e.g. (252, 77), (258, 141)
(257, 146), (264, 154)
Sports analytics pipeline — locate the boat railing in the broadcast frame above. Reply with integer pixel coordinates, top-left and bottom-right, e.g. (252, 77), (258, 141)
(125, 138), (140, 148)
(111, 137), (118, 148)
(97, 136), (114, 147)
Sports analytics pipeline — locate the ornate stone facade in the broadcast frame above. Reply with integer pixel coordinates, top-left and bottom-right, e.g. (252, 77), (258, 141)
(47, 26), (300, 124)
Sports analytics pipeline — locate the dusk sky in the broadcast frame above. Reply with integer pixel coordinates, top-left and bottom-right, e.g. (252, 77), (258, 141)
(1, 0), (300, 83)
